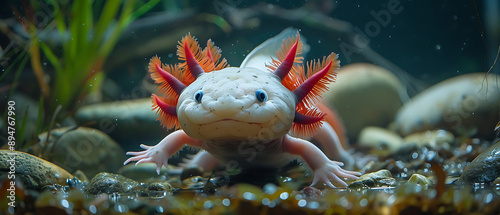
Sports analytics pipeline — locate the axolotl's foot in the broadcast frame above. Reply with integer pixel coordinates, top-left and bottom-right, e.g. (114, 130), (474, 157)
(124, 144), (169, 175)
(311, 160), (361, 188)
(282, 135), (361, 188)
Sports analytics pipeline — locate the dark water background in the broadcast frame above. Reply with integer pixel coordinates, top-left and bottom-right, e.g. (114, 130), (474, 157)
(2, 0), (496, 93)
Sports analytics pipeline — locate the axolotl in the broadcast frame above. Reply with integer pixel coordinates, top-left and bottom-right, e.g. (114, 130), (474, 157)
(124, 30), (360, 187)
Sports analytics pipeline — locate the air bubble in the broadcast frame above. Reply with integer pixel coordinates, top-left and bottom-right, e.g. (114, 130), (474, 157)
(222, 198), (231, 206)
(280, 192), (289, 200)
(298, 199), (307, 207)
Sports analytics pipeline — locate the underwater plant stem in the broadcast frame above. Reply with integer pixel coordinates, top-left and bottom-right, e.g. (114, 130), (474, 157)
(41, 104), (62, 158)
(29, 36), (50, 97)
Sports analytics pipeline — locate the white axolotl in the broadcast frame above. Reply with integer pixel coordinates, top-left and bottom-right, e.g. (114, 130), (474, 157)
(124, 29), (360, 187)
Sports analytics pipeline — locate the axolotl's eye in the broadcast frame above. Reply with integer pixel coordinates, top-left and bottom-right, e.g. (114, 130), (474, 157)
(194, 90), (203, 103)
(255, 89), (268, 102)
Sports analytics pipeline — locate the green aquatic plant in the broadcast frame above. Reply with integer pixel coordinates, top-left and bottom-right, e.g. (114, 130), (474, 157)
(1, 0), (158, 148)
(32, 0), (159, 114)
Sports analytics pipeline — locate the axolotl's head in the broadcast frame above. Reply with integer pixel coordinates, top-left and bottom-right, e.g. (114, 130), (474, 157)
(178, 67), (295, 140)
(149, 33), (339, 141)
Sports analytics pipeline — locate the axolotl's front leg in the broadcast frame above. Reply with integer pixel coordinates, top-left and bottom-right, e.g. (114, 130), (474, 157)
(282, 135), (361, 187)
(125, 130), (360, 188)
(123, 130), (204, 174)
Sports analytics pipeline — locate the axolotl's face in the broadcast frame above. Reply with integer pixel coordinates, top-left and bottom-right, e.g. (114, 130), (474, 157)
(177, 67), (296, 141)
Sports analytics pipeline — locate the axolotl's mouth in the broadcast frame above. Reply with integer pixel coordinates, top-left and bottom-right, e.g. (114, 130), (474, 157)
(198, 118), (271, 139)
(184, 115), (292, 141)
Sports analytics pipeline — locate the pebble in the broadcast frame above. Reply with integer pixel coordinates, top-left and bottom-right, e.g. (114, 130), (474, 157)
(348, 169), (396, 189)
(458, 138), (500, 183)
(118, 163), (169, 181)
(402, 130), (456, 149)
(84, 172), (142, 194)
(358, 127), (404, 157)
(407, 173), (433, 189)
(146, 181), (173, 192)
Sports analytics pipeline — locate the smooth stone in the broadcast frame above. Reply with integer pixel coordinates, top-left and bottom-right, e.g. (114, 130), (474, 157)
(407, 173), (433, 189)
(322, 63), (405, 139)
(118, 163), (169, 181)
(84, 172), (142, 194)
(358, 127), (404, 157)
(458, 139), (500, 183)
(146, 181), (173, 192)
(74, 98), (168, 146)
(403, 130), (456, 149)
(0, 150), (74, 190)
(348, 169), (396, 189)
(394, 73), (500, 138)
(36, 127), (125, 178)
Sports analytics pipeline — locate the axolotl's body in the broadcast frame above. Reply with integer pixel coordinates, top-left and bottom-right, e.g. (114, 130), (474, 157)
(124, 31), (360, 187)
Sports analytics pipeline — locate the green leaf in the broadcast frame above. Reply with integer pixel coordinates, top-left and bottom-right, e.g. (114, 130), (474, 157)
(131, 0), (160, 20)
(17, 108), (29, 148)
(39, 42), (62, 72)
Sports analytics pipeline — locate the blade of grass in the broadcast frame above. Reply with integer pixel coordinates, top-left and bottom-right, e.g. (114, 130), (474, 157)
(8, 51), (30, 100)
(131, 0), (160, 20)
(93, 0), (121, 46)
(17, 108), (29, 149)
(68, 1), (82, 69)
(0, 49), (26, 82)
(39, 41), (62, 72)
(29, 35), (50, 97)
(99, 0), (135, 58)
(75, 0), (93, 82)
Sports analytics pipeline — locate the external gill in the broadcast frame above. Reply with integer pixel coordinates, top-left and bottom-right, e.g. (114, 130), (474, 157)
(268, 33), (339, 137)
(149, 35), (229, 130)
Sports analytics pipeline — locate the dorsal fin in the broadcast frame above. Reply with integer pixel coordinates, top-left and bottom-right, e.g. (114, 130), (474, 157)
(151, 94), (179, 129)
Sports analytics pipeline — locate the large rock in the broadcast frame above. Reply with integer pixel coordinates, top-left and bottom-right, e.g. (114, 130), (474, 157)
(75, 98), (168, 147)
(322, 63), (405, 139)
(36, 127), (125, 178)
(394, 73), (500, 138)
(458, 139), (500, 183)
(0, 150), (74, 190)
